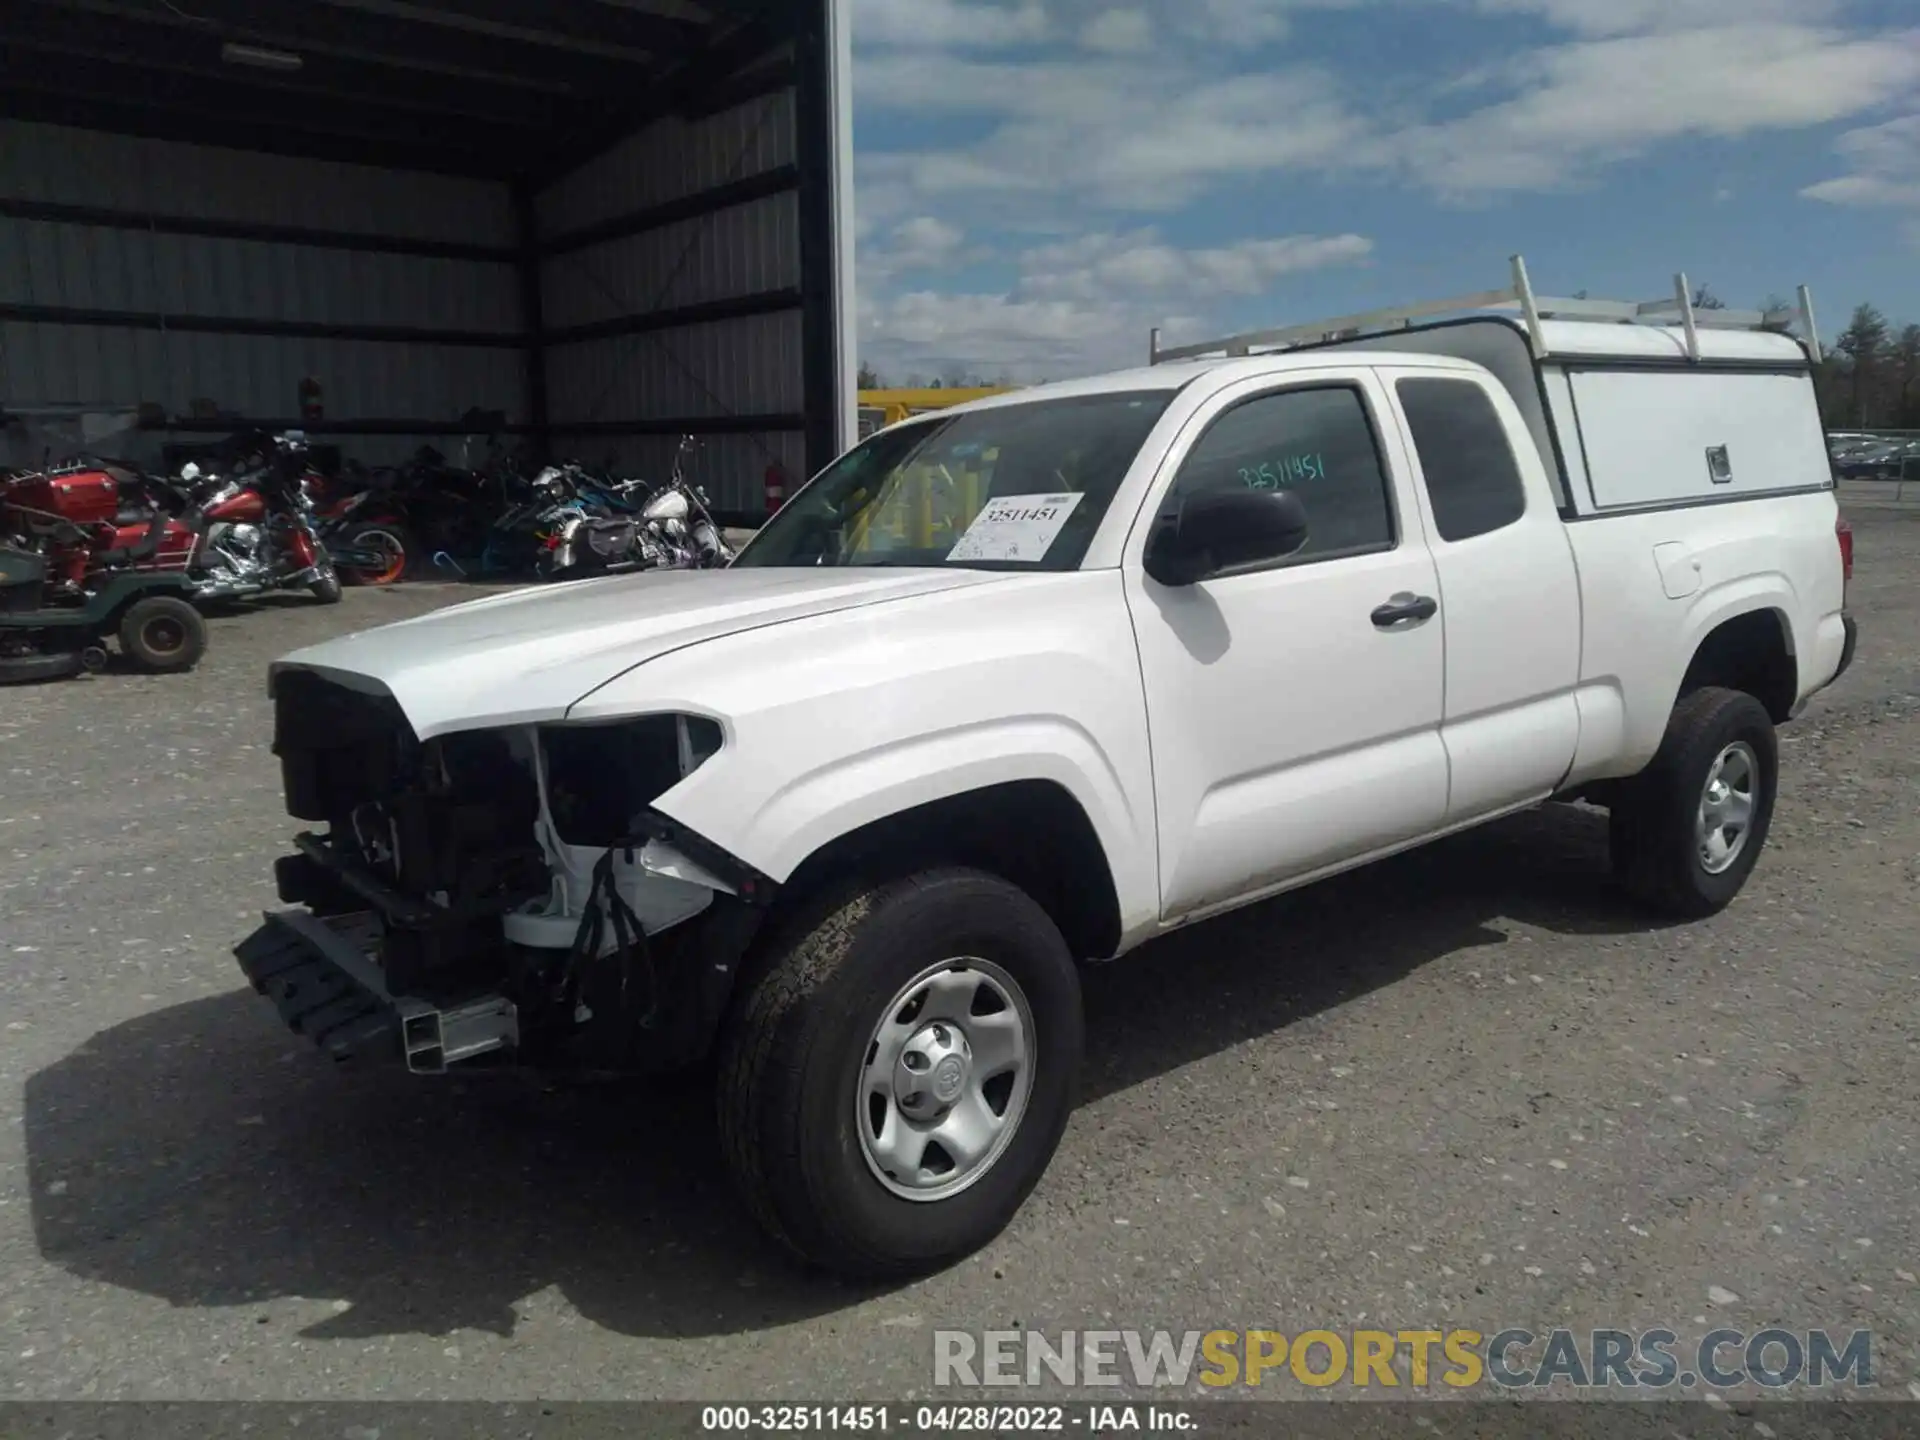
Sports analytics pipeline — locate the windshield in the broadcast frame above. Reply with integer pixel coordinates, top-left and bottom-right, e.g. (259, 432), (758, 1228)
(733, 391), (1175, 571)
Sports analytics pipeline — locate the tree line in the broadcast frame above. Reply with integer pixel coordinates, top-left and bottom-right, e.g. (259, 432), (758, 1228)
(857, 363), (1020, 391)
(1704, 287), (1918, 431)
(859, 292), (1920, 432)
(1821, 303), (1920, 432)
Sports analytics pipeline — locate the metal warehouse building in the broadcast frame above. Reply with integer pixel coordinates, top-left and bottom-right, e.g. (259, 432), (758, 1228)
(0, 0), (856, 521)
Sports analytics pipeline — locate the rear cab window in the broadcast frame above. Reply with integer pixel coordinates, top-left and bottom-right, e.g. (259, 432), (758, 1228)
(1395, 377), (1529, 541)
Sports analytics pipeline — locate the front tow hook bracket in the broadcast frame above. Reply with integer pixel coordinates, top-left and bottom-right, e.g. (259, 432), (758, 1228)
(399, 996), (519, 1074)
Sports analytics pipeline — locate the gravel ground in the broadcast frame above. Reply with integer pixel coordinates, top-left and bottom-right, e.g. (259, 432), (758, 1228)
(1, 510), (1917, 1405)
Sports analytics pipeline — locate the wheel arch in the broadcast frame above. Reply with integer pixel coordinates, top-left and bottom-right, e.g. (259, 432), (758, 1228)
(655, 714), (1157, 956)
(1676, 604), (1798, 724)
(765, 779), (1127, 963)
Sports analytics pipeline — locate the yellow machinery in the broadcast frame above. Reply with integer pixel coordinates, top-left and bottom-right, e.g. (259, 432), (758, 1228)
(853, 388), (1016, 550)
(856, 387), (1012, 439)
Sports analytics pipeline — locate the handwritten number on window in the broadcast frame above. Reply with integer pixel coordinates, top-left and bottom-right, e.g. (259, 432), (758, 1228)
(1238, 453), (1325, 491)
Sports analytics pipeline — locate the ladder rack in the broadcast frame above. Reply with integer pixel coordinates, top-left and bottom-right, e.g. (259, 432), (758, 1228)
(1147, 255), (1821, 367)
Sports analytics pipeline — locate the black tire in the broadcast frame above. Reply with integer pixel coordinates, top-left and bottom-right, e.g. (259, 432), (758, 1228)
(717, 867), (1083, 1279)
(118, 595), (207, 674)
(310, 566), (343, 605)
(1609, 686), (1778, 919)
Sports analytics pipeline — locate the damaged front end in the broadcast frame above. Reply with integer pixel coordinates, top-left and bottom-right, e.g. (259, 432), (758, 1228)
(235, 668), (772, 1075)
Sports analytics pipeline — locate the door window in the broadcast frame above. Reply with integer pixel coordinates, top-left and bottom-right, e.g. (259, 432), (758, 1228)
(1395, 377), (1528, 542)
(1164, 385), (1396, 564)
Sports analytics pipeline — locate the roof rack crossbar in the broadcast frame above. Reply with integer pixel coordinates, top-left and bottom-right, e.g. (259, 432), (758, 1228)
(1146, 254), (1819, 366)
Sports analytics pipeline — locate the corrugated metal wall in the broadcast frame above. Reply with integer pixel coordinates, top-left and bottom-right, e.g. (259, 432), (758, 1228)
(533, 90), (806, 515)
(0, 120), (524, 469)
(3, 36), (833, 510)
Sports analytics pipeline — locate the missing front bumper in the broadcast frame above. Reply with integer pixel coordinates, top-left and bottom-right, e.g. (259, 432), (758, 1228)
(234, 908), (518, 1074)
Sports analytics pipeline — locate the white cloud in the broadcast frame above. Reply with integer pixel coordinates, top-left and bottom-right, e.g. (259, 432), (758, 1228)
(860, 229), (1373, 379)
(1167, 0), (1375, 45)
(1475, 0), (1842, 36)
(854, 52), (1142, 116)
(1380, 24), (1920, 195)
(856, 54), (1371, 213)
(1803, 114), (1920, 210)
(1805, 174), (1920, 208)
(889, 216), (970, 268)
(858, 13), (1920, 210)
(856, 217), (996, 311)
(1079, 8), (1153, 52)
(1021, 229), (1374, 301)
(851, 1), (1920, 369)
(1835, 113), (1920, 177)
(852, 0), (1049, 49)
(864, 290), (1155, 377)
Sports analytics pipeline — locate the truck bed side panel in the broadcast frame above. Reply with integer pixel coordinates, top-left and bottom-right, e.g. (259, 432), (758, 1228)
(1562, 489), (1845, 784)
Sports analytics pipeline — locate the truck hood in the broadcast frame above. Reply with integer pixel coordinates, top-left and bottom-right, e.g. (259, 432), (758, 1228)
(272, 567), (1006, 739)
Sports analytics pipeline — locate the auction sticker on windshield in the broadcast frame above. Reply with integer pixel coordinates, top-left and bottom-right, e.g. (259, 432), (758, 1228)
(947, 492), (1085, 564)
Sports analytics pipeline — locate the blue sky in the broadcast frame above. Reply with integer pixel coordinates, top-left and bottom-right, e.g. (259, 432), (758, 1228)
(847, 0), (1920, 382)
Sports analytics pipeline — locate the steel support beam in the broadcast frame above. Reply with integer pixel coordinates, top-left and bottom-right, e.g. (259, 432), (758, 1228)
(513, 181), (552, 464)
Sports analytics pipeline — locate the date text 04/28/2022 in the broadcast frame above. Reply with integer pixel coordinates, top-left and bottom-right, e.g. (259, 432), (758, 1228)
(700, 1404), (1196, 1432)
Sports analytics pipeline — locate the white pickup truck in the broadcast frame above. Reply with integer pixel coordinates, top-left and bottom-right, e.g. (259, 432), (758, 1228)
(236, 265), (1857, 1279)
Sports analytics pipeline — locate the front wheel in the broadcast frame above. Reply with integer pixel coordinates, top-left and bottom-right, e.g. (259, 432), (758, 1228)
(309, 564), (343, 605)
(118, 595), (208, 674)
(718, 868), (1083, 1279)
(1610, 686), (1779, 919)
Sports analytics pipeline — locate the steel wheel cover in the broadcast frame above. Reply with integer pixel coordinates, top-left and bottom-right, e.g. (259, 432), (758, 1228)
(855, 957), (1036, 1203)
(1697, 740), (1759, 875)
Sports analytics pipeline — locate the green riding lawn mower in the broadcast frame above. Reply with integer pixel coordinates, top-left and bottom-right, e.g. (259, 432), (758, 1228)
(0, 545), (208, 685)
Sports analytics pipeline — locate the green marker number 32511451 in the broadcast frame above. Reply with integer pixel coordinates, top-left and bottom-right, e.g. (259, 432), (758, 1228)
(1239, 453), (1326, 490)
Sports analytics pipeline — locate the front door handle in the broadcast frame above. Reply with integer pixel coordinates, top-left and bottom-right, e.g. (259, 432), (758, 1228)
(1372, 592), (1438, 629)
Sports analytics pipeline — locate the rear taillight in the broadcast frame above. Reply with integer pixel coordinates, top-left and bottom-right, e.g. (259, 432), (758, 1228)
(1836, 513), (1853, 600)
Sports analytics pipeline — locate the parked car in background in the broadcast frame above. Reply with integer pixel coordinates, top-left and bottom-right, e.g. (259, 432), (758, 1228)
(1828, 432), (1920, 480)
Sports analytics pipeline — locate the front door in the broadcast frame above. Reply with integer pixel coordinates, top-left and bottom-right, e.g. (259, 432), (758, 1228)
(1124, 371), (1450, 922)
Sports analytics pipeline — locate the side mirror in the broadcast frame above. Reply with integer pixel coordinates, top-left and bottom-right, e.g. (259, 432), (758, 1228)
(1144, 488), (1310, 586)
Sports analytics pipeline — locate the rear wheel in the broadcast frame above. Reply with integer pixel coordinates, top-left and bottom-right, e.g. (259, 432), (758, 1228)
(717, 868), (1082, 1279)
(334, 521), (415, 587)
(1610, 686), (1778, 918)
(119, 595), (207, 674)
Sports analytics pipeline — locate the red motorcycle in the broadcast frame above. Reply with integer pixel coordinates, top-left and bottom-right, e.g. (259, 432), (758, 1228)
(178, 432), (342, 604)
(1, 431), (342, 606)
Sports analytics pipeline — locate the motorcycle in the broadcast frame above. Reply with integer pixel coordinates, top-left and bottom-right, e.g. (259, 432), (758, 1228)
(307, 466), (412, 587)
(639, 482), (733, 570)
(175, 431), (341, 604)
(652, 433), (735, 569)
(2, 432), (343, 609)
(526, 465), (658, 580)
(314, 423), (533, 585)
(314, 422), (537, 587)
(543, 437), (734, 581)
